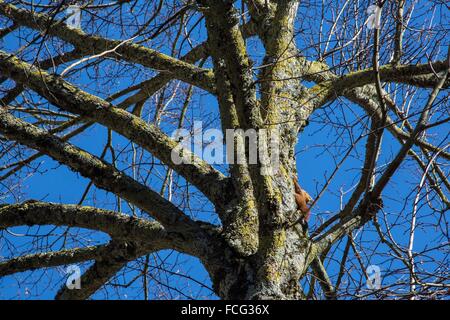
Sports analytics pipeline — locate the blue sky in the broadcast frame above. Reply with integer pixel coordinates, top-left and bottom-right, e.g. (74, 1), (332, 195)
(0, 0), (448, 299)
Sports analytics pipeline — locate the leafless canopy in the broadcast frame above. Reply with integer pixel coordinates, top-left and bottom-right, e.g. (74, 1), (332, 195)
(0, 0), (448, 300)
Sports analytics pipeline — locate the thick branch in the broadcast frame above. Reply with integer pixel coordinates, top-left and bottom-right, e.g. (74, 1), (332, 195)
(315, 59), (450, 251)
(0, 111), (199, 230)
(298, 58), (450, 160)
(111, 20), (256, 109)
(335, 61), (449, 91)
(0, 51), (227, 205)
(201, 0), (262, 130)
(304, 61), (449, 110)
(0, 245), (109, 277)
(0, 1), (215, 93)
(0, 201), (173, 244)
(0, 201), (220, 299)
(54, 241), (146, 300)
(310, 257), (336, 300)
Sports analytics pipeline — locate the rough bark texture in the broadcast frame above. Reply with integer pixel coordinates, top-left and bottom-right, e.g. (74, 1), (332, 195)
(0, 0), (448, 300)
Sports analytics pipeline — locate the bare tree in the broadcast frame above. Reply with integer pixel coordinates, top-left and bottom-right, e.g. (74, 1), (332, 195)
(0, 0), (448, 300)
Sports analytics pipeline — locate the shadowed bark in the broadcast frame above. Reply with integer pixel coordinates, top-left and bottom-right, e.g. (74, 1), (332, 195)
(0, 0), (448, 300)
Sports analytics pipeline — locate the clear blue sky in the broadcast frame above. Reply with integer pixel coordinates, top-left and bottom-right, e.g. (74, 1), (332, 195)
(0, 0), (448, 299)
